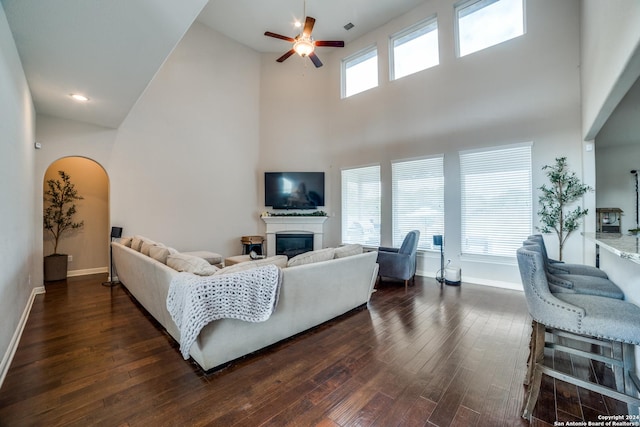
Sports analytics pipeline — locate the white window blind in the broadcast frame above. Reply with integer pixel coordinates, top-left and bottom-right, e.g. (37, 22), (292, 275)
(460, 144), (532, 257)
(392, 156), (444, 250)
(341, 165), (381, 246)
(390, 16), (439, 81)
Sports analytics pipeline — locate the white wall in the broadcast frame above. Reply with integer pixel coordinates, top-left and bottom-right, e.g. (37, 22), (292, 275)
(35, 22), (262, 258)
(581, 0), (640, 140)
(260, 0), (583, 289)
(0, 4), (38, 381)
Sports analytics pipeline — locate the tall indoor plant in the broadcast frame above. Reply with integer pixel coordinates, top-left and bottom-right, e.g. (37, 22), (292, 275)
(43, 170), (84, 281)
(537, 157), (592, 260)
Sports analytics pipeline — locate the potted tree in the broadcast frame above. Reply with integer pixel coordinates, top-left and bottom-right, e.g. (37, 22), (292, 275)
(537, 157), (592, 260)
(43, 170), (84, 281)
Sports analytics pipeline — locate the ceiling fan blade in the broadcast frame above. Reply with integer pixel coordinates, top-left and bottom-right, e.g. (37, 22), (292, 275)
(309, 52), (323, 68)
(315, 40), (345, 48)
(276, 49), (296, 63)
(265, 31), (295, 43)
(303, 16), (316, 38)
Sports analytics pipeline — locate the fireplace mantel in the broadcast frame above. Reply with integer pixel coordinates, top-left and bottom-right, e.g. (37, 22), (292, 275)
(261, 216), (328, 257)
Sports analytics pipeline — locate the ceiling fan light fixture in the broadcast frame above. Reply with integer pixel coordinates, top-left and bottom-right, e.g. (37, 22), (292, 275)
(293, 38), (314, 57)
(70, 93), (89, 102)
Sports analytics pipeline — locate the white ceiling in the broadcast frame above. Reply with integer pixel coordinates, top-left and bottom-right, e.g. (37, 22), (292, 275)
(1, 0), (425, 129)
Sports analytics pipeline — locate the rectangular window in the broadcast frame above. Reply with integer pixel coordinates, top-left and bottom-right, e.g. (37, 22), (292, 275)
(390, 16), (439, 81)
(460, 143), (532, 257)
(341, 165), (381, 246)
(392, 156), (444, 250)
(455, 0), (524, 57)
(342, 46), (378, 98)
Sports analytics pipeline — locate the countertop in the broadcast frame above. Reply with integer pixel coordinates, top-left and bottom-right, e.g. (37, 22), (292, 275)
(583, 232), (640, 265)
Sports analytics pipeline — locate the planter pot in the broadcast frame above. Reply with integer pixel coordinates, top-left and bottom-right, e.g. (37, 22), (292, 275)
(44, 254), (68, 281)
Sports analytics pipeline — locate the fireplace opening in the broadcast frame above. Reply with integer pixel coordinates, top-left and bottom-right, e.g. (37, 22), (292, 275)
(276, 233), (313, 258)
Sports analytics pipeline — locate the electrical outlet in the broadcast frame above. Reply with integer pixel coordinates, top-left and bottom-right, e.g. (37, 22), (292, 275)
(68, 255), (73, 262)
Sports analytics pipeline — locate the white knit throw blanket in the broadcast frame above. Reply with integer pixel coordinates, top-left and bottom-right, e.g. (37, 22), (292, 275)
(166, 264), (282, 359)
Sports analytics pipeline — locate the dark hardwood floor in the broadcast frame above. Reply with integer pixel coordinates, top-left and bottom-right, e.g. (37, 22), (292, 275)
(0, 273), (628, 426)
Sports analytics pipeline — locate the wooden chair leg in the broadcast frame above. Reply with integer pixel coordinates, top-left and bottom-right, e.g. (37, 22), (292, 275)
(404, 279), (408, 291)
(524, 321), (536, 386)
(522, 321), (545, 420)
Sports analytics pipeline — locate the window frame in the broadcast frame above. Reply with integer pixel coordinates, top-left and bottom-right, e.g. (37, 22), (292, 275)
(454, 0), (525, 58)
(389, 15), (440, 81)
(391, 155), (445, 251)
(341, 45), (379, 99)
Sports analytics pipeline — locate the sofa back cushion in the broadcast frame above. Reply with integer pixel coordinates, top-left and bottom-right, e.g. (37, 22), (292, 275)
(287, 248), (335, 267)
(334, 244), (363, 259)
(167, 253), (219, 276)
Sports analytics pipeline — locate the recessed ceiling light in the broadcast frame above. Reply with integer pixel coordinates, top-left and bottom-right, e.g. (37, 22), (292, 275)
(294, 20), (302, 28)
(70, 93), (89, 102)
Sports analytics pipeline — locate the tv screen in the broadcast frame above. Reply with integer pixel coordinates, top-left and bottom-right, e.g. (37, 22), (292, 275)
(265, 172), (325, 209)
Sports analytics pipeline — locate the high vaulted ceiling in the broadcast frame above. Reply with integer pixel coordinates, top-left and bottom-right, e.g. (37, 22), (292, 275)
(1, 0), (425, 129)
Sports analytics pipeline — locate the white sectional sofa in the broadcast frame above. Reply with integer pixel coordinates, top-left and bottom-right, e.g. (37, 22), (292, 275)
(111, 239), (379, 371)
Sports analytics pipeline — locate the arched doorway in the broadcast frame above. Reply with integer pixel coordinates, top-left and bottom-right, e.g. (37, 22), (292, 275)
(43, 157), (109, 280)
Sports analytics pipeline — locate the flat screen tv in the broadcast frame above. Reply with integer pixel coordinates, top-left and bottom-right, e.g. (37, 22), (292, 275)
(265, 172), (325, 209)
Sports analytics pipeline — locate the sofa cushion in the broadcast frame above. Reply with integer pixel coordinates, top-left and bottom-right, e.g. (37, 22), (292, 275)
(334, 244), (363, 259)
(182, 251), (223, 265)
(214, 255), (287, 276)
(141, 240), (161, 256)
(167, 253), (219, 276)
(149, 245), (170, 264)
(287, 248), (335, 267)
(131, 236), (144, 252)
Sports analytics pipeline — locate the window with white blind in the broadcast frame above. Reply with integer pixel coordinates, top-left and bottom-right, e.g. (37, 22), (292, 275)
(390, 16), (439, 81)
(460, 144), (532, 257)
(341, 165), (381, 246)
(455, 0), (525, 58)
(392, 156), (444, 250)
(342, 46), (378, 98)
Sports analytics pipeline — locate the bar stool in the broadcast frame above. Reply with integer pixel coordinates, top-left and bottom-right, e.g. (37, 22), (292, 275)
(528, 234), (609, 278)
(516, 246), (640, 419)
(523, 240), (624, 300)
(241, 235), (264, 255)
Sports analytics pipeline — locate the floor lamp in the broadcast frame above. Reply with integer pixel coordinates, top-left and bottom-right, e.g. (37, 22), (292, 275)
(632, 170), (639, 230)
(102, 226), (123, 287)
(433, 235), (445, 284)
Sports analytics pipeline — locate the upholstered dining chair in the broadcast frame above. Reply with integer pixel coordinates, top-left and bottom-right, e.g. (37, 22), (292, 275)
(516, 246), (640, 419)
(528, 234), (609, 278)
(376, 230), (420, 291)
(523, 240), (624, 300)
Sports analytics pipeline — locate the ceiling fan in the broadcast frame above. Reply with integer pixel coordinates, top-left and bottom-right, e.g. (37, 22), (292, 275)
(264, 16), (344, 68)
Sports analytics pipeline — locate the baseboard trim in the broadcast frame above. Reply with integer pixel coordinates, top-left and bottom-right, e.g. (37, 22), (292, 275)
(0, 286), (45, 388)
(416, 270), (521, 291)
(67, 267), (108, 277)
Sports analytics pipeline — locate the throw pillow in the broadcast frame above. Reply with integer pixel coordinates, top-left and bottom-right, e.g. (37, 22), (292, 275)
(214, 255), (287, 276)
(167, 253), (219, 276)
(149, 245), (170, 264)
(119, 236), (133, 247)
(287, 248), (335, 267)
(334, 244), (363, 259)
(181, 251), (223, 265)
(131, 236), (144, 252)
(141, 240), (158, 256)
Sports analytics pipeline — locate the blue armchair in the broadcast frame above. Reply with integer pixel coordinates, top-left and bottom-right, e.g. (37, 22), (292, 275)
(376, 230), (420, 290)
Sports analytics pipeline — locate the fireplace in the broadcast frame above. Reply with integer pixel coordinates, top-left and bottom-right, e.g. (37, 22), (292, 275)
(261, 215), (327, 257)
(276, 233), (313, 258)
